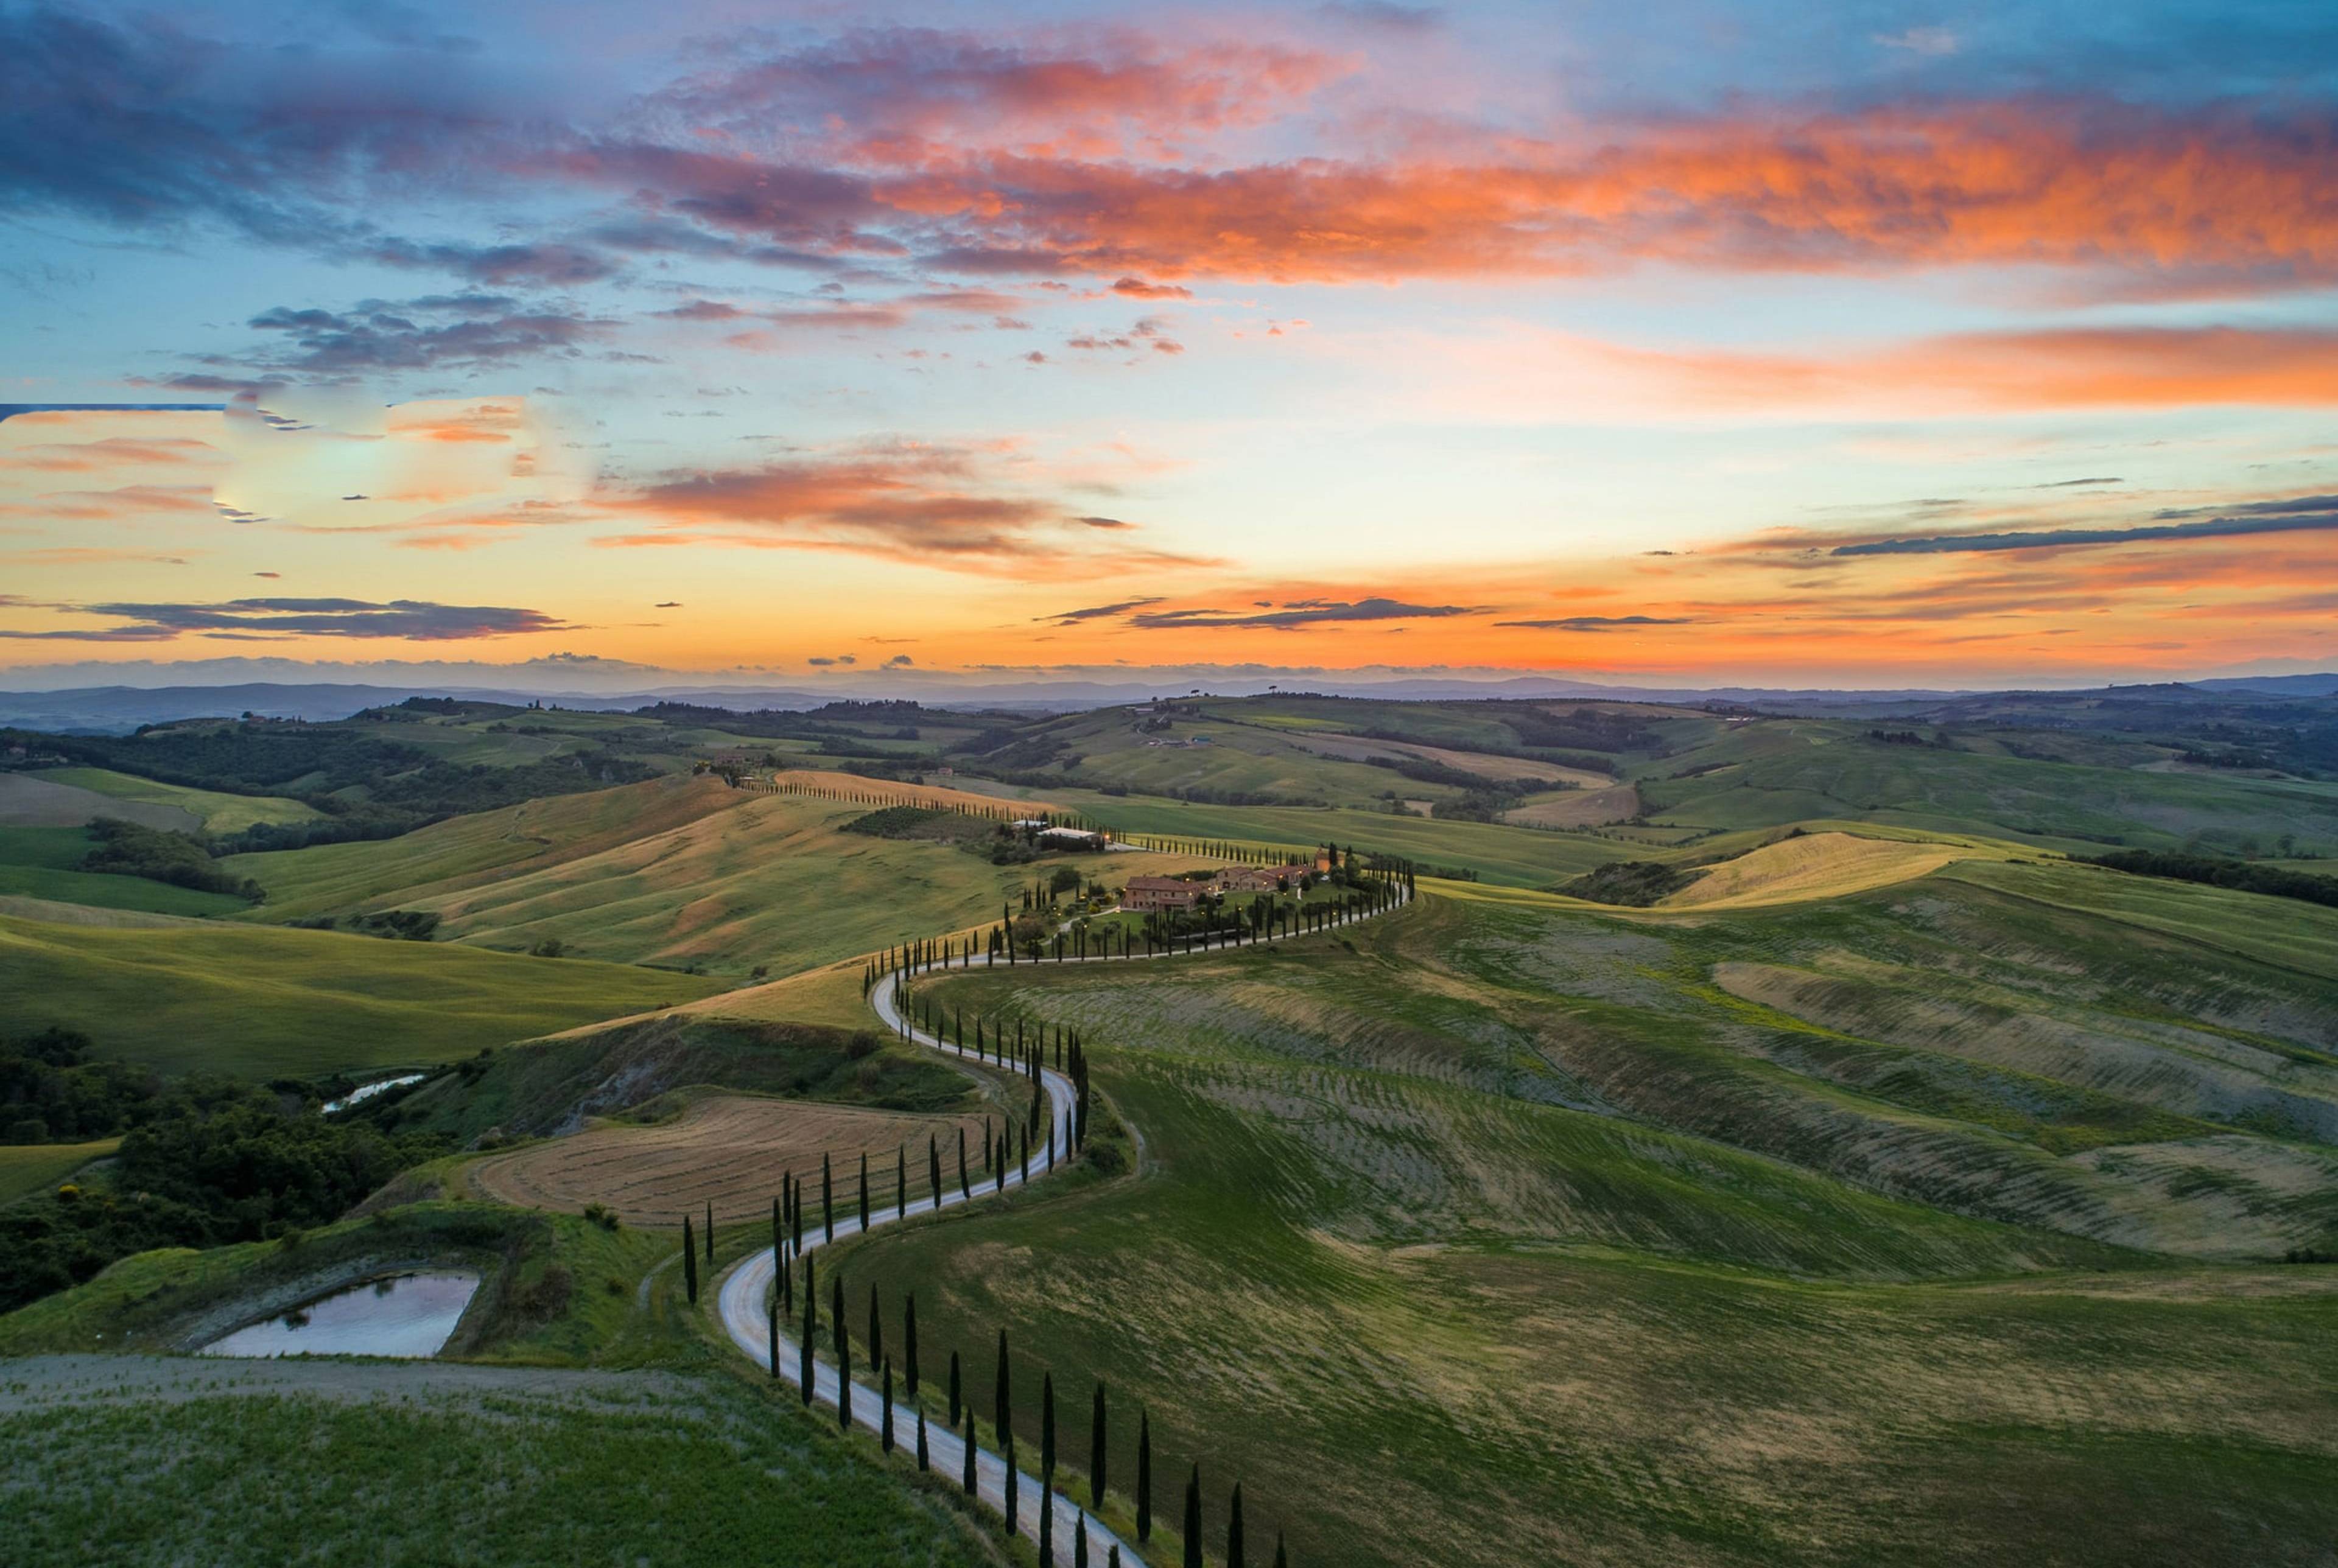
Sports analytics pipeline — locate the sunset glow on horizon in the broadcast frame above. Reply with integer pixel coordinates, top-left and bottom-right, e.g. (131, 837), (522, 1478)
(6, 1), (2337, 691)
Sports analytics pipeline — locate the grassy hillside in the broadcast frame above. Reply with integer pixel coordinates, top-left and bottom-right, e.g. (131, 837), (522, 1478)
(815, 874), (2338, 1567)
(30, 767), (323, 835)
(1635, 722), (2338, 855)
(0, 1140), (119, 1205)
(1054, 791), (1636, 885)
(233, 779), (1208, 979)
(0, 913), (721, 1077)
(0, 825), (248, 917)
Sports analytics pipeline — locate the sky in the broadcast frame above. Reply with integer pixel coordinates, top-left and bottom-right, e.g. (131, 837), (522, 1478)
(4, 0), (2337, 692)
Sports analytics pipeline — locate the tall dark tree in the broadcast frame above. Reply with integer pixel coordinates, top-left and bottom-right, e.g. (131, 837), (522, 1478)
(1090, 1381), (1109, 1507)
(800, 1253), (818, 1405)
(949, 1349), (963, 1426)
(1274, 1533), (1288, 1568)
(994, 1329), (1013, 1446)
(858, 1152), (870, 1230)
(904, 1294), (920, 1398)
(962, 1413), (977, 1494)
(1227, 1482), (1245, 1568)
(896, 1143), (906, 1219)
(929, 1136), (943, 1207)
(1040, 1475), (1054, 1561)
(1137, 1410), (1153, 1542)
(916, 1403), (929, 1471)
(822, 1153), (835, 1242)
(681, 1216), (698, 1305)
(1042, 1370), (1056, 1480)
(834, 1273), (852, 1430)
(958, 1127), (971, 1201)
(1005, 1429), (1019, 1536)
(866, 1282), (884, 1372)
(767, 1298), (779, 1381)
(792, 1174), (804, 1253)
(704, 1200), (714, 1260)
(1076, 1513), (1090, 1568)
(882, 1358), (896, 1454)
(1183, 1466), (1202, 1568)
(771, 1193), (784, 1263)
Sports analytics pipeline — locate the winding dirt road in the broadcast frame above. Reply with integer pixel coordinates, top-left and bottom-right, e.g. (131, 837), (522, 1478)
(715, 883), (1409, 1566)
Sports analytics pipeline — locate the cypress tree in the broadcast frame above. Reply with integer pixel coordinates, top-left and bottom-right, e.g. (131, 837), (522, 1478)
(994, 1329), (1012, 1447)
(1274, 1533), (1288, 1568)
(800, 1253), (817, 1405)
(1042, 1370), (1056, 1480)
(858, 1152), (869, 1230)
(868, 1282), (883, 1371)
(929, 1136), (942, 1206)
(882, 1359), (895, 1453)
(949, 1349), (962, 1426)
(792, 1172), (804, 1253)
(1137, 1410), (1152, 1541)
(1090, 1381), (1108, 1507)
(1228, 1482), (1244, 1568)
(1182, 1465), (1202, 1568)
(916, 1402), (929, 1471)
(1111, 1548), (1121, 1568)
(905, 1294), (920, 1397)
(1040, 1479), (1053, 1561)
(1076, 1513), (1089, 1568)
(771, 1194), (784, 1263)
(896, 1144), (906, 1219)
(963, 1413), (977, 1494)
(681, 1216), (698, 1304)
(780, 1241), (792, 1313)
(834, 1273), (851, 1430)
(704, 1201), (714, 1260)
(957, 1127), (970, 1201)
(822, 1153), (834, 1242)
(1005, 1430), (1019, 1535)
(767, 1298), (779, 1379)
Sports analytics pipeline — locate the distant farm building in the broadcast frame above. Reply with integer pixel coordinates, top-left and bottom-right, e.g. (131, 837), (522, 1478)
(1036, 826), (1108, 851)
(1215, 865), (1297, 894)
(1123, 875), (1204, 911)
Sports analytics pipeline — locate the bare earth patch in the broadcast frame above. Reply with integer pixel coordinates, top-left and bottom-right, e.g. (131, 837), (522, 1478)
(466, 1094), (995, 1227)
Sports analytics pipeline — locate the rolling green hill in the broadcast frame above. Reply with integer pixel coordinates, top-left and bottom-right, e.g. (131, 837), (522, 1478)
(0, 913), (721, 1077)
(821, 864), (2338, 1567)
(30, 768), (323, 835)
(231, 776), (1209, 978)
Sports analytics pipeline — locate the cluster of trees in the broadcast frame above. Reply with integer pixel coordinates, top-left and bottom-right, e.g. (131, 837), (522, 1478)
(80, 819), (265, 901)
(0, 1065), (449, 1311)
(1, 1027), (160, 1143)
(1557, 860), (1696, 907)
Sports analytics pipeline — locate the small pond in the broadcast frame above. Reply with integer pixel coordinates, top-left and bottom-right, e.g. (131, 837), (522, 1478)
(198, 1270), (480, 1359)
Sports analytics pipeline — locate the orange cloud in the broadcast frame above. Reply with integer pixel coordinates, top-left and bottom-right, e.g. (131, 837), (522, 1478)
(593, 443), (1221, 578)
(588, 100), (2338, 288)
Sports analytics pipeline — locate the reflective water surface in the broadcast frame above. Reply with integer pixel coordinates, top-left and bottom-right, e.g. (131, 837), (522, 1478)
(198, 1270), (479, 1359)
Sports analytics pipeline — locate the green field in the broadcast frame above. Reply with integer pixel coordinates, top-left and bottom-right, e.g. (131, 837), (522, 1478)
(0, 912), (721, 1077)
(1634, 723), (2338, 855)
(0, 825), (248, 916)
(0, 1140), (119, 1205)
(813, 869), (2338, 1567)
(31, 768), (323, 835)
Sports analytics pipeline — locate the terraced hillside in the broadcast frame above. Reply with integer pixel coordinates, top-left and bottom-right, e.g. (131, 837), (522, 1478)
(826, 863), (2338, 1567)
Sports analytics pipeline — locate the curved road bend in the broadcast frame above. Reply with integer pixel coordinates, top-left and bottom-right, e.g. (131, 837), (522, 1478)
(716, 885), (1410, 1566)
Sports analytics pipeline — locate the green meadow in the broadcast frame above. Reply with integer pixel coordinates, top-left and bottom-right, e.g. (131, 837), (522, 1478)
(0, 912), (721, 1077)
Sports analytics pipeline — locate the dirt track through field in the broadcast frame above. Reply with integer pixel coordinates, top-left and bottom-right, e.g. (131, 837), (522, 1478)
(466, 1096), (994, 1227)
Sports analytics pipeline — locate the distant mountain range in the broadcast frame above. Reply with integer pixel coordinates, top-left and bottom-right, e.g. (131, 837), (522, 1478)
(3, 670), (2329, 735)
